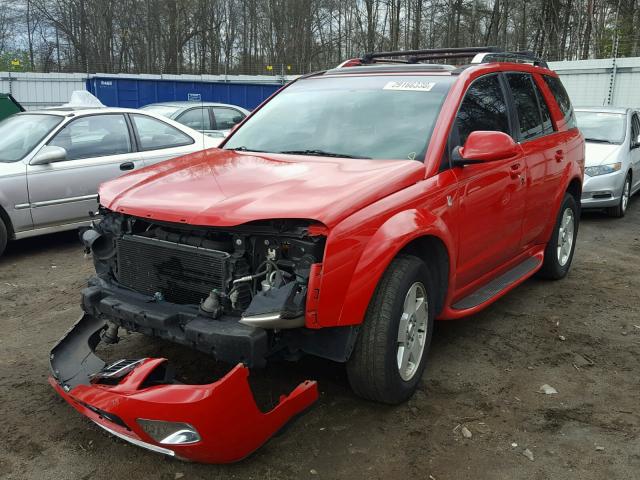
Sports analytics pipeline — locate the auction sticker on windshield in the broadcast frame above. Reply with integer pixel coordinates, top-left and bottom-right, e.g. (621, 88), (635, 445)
(383, 80), (435, 92)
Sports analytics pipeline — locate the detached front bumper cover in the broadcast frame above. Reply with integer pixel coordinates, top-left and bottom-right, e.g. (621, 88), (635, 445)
(49, 314), (318, 463)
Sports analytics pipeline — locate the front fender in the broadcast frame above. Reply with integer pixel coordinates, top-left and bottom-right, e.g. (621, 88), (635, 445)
(313, 172), (458, 328)
(334, 209), (455, 327)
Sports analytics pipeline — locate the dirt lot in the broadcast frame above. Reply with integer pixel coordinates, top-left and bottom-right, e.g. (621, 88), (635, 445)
(1, 201), (639, 480)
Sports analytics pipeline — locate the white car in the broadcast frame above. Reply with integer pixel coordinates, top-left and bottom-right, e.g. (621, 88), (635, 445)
(0, 107), (218, 256)
(140, 102), (250, 139)
(576, 107), (640, 217)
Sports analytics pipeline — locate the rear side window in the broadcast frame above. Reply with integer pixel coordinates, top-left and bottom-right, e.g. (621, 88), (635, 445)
(131, 114), (194, 151)
(213, 107), (245, 130)
(544, 76), (577, 129)
(455, 74), (511, 146)
(177, 107), (212, 131)
(506, 73), (546, 141)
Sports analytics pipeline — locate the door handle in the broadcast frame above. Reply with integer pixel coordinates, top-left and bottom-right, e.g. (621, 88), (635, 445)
(554, 150), (564, 162)
(509, 162), (523, 179)
(120, 162), (135, 171)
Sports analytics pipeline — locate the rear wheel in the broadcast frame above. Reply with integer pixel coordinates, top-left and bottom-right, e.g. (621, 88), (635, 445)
(0, 219), (7, 257)
(538, 193), (578, 280)
(347, 255), (435, 404)
(607, 173), (631, 218)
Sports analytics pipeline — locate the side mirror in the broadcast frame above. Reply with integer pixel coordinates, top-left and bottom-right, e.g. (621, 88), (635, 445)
(452, 131), (519, 166)
(31, 145), (68, 165)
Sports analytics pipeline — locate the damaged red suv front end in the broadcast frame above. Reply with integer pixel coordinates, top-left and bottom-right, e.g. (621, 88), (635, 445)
(49, 314), (318, 463)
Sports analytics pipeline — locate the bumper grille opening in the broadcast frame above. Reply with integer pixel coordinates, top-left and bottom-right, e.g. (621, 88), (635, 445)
(116, 235), (229, 305)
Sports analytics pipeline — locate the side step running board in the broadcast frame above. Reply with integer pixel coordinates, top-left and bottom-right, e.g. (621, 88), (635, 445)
(452, 256), (541, 310)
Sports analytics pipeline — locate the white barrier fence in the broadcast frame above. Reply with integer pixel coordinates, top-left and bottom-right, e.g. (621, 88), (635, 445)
(2, 59), (640, 111)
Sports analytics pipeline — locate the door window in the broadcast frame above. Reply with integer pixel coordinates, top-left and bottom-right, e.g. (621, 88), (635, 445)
(213, 107), (245, 130)
(631, 113), (640, 148)
(455, 74), (511, 146)
(506, 73), (545, 141)
(49, 114), (131, 160)
(544, 76), (577, 129)
(176, 107), (212, 131)
(131, 114), (194, 150)
(533, 80), (554, 135)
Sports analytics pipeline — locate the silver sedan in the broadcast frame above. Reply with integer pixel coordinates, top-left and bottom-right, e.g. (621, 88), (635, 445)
(0, 107), (219, 256)
(577, 107), (640, 217)
(140, 102), (250, 139)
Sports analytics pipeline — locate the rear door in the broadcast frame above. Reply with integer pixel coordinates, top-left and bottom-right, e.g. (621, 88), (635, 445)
(452, 73), (527, 288)
(27, 113), (141, 228)
(129, 113), (200, 167)
(504, 72), (563, 248)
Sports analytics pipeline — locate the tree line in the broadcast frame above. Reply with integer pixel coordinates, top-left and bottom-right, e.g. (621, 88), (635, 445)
(0, 0), (637, 75)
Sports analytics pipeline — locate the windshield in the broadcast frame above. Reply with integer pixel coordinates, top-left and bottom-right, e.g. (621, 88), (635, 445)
(576, 111), (626, 144)
(224, 75), (453, 160)
(0, 114), (63, 163)
(139, 105), (183, 118)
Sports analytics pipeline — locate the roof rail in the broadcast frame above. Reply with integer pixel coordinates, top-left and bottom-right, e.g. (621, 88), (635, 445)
(470, 51), (548, 69)
(354, 46), (548, 69)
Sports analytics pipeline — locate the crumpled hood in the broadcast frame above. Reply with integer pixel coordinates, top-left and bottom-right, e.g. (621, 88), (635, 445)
(99, 148), (425, 227)
(584, 142), (623, 167)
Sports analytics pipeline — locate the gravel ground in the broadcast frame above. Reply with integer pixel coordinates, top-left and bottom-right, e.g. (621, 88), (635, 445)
(1, 201), (639, 480)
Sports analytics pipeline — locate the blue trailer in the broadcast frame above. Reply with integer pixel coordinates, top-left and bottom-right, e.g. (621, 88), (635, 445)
(87, 76), (282, 111)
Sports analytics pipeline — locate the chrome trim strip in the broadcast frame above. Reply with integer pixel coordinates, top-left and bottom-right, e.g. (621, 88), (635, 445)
(14, 220), (91, 240)
(31, 193), (98, 208)
(239, 313), (305, 329)
(92, 421), (176, 457)
(14, 203), (30, 210)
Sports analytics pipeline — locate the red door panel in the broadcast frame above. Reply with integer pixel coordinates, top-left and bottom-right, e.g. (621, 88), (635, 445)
(454, 148), (526, 288)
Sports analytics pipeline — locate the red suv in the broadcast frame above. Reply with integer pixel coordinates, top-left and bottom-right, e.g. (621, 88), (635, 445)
(50, 48), (584, 463)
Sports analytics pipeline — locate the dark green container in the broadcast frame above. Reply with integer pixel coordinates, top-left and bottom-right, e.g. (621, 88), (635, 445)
(0, 93), (24, 121)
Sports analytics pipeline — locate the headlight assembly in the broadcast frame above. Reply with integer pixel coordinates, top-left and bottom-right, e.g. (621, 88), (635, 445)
(585, 162), (621, 177)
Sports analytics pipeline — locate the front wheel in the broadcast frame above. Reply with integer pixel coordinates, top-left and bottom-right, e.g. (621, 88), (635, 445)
(538, 193), (579, 280)
(607, 173), (631, 218)
(347, 254), (435, 404)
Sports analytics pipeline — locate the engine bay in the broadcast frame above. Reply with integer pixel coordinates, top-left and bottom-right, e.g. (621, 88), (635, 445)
(83, 210), (326, 329)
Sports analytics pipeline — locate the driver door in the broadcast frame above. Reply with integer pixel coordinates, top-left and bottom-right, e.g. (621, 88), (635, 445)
(27, 113), (141, 228)
(452, 74), (527, 288)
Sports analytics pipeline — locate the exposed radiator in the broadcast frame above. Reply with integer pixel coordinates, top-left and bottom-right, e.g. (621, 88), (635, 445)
(116, 235), (229, 305)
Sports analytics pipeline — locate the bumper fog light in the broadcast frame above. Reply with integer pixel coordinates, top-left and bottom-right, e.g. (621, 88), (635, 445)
(137, 419), (201, 445)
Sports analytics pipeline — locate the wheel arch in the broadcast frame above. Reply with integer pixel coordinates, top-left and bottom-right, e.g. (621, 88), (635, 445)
(566, 177), (582, 204)
(0, 204), (14, 239)
(397, 235), (450, 316)
(330, 208), (455, 327)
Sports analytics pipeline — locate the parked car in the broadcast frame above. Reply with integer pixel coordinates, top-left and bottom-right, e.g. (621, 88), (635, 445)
(575, 107), (640, 217)
(0, 93), (24, 121)
(140, 101), (249, 139)
(51, 48), (584, 463)
(0, 107), (218, 256)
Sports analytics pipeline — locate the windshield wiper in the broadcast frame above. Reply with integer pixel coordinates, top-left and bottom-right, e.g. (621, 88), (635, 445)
(584, 138), (615, 144)
(278, 149), (371, 159)
(231, 146), (272, 153)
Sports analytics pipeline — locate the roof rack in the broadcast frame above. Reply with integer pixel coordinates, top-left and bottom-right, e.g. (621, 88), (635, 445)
(357, 47), (548, 69)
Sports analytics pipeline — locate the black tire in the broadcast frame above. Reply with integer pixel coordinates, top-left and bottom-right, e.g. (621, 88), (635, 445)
(347, 254), (435, 404)
(538, 193), (579, 280)
(0, 219), (7, 257)
(606, 173), (631, 218)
